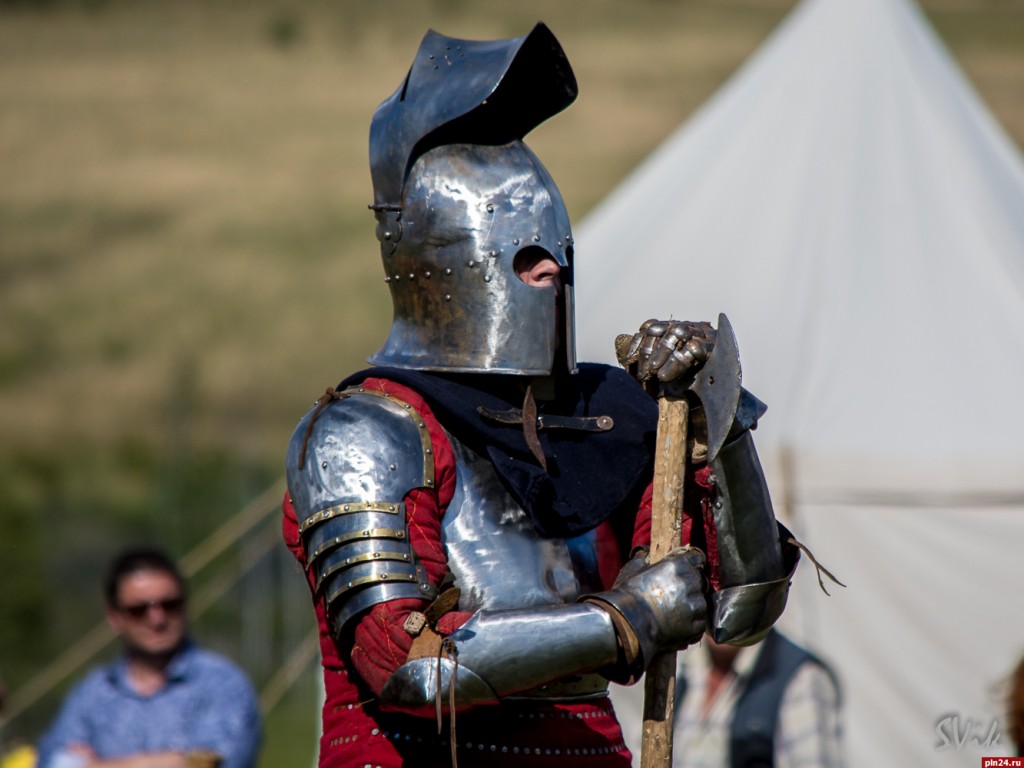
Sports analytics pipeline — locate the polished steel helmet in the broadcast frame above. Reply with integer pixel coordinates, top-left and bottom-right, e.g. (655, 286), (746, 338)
(367, 23), (579, 375)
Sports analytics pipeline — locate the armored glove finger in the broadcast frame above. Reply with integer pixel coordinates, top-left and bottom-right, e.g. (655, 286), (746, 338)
(616, 319), (716, 387)
(582, 546), (707, 679)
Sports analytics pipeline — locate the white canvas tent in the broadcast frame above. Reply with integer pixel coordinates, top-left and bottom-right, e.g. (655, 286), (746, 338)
(575, 0), (1024, 764)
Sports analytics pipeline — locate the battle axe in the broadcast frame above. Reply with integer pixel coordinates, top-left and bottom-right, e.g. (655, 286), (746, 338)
(636, 313), (742, 768)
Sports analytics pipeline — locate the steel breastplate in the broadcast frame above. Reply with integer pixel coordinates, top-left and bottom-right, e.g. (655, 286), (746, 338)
(441, 433), (603, 612)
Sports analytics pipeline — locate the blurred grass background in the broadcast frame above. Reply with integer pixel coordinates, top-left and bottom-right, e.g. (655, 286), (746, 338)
(1, 0), (1022, 764)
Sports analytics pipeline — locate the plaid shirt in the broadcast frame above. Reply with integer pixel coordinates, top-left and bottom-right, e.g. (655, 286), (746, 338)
(673, 640), (843, 768)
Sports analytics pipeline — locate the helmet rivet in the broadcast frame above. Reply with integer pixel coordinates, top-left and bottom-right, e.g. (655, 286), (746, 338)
(512, 238), (520, 246)
(444, 294), (452, 301)
(408, 273), (414, 279)
(424, 271), (431, 278)
(444, 268), (453, 275)
(489, 250), (498, 257)
(484, 275), (492, 283)
(384, 276), (391, 283)
(383, 231), (392, 240)
(486, 204), (494, 213)
(467, 260), (475, 268)
(393, 274), (400, 281)
(533, 234), (541, 242)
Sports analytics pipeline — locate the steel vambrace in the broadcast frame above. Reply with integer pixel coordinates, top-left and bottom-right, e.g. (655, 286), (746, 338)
(378, 603), (619, 716)
(706, 425), (799, 645)
(708, 429), (783, 586)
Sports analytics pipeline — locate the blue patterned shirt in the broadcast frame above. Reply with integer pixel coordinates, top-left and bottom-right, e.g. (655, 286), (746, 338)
(36, 641), (262, 768)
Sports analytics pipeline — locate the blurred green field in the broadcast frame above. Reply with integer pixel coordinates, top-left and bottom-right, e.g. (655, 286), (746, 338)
(1, 0), (1022, 763)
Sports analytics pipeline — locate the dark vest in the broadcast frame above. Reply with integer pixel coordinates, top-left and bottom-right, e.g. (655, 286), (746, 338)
(675, 630), (838, 768)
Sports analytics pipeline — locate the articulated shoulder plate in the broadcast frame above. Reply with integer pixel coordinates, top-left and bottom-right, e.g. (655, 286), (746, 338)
(286, 387), (439, 636)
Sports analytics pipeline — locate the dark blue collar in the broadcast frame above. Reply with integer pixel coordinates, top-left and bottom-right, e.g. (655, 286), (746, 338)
(341, 364), (656, 537)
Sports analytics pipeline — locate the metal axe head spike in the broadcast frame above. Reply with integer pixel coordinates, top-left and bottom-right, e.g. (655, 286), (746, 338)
(692, 313), (742, 463)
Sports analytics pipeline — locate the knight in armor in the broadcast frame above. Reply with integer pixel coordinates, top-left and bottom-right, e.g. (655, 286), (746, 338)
(282, 23), (798, 768)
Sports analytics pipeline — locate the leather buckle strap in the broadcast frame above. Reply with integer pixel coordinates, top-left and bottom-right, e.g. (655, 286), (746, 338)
(476, 406), (614, 432)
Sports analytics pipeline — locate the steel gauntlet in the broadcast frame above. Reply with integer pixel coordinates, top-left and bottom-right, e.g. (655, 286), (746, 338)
(582, 546), (707, 681)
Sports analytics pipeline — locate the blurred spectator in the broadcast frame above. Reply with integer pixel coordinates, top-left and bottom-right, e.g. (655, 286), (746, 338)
(1009, 651), (1024, 755)
(671, 628), (842, 768)
(35, 548), (262, 768)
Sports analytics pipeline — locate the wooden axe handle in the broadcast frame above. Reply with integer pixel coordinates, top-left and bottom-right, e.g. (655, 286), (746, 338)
(640, 395), (690, 768)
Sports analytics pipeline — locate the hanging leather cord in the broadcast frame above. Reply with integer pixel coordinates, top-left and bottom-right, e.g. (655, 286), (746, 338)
(297, 388), (348, 470)
(434, 637), (460, 768)
(787, 536), (846, 595)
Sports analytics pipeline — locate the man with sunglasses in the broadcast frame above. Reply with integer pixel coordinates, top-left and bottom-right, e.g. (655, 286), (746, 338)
(36, 549), (262, 768)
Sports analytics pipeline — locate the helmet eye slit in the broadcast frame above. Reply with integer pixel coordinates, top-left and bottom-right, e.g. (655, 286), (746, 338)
(514, 246), (561, 288)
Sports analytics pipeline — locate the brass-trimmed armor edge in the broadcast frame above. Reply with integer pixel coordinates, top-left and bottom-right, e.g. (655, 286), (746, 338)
(299, 500), (402, 535)
(315, 549), (413, 593)
(308, 527), (407, 564)
(327, 571), (424, 605)
(345, 387), (435, 488)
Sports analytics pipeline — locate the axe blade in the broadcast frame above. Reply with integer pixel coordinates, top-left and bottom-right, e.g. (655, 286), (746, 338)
(691, 313), (742, 462)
